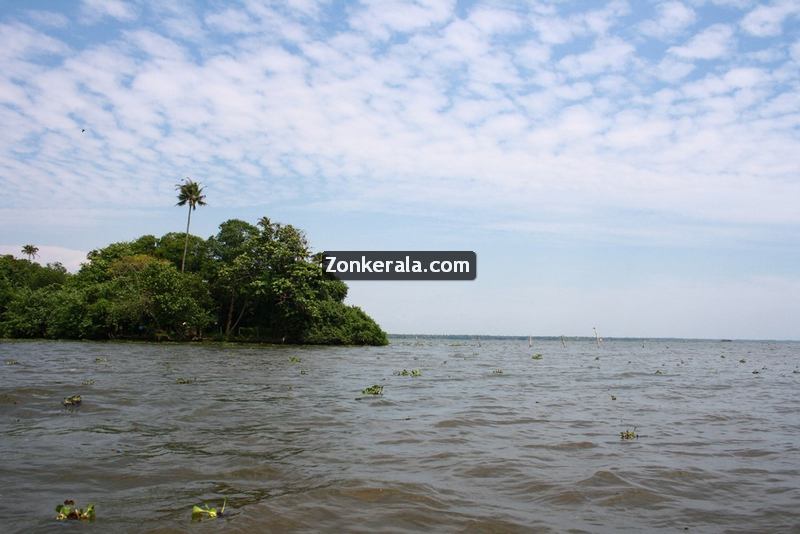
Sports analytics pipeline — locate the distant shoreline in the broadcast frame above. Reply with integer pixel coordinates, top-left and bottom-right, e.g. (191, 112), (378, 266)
(2, 335), (797, 345)
(388, 334), (800, 342)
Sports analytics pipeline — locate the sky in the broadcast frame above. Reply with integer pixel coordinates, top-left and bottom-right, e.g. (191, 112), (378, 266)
(0, 0), (799, 339)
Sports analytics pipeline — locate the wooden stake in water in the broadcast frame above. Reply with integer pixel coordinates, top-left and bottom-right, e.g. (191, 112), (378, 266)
(528, 336), (532, 348)
(561, 336), (566, 348)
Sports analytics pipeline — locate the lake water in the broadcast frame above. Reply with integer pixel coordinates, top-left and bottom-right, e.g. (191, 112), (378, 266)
(1, 338), (799, 532)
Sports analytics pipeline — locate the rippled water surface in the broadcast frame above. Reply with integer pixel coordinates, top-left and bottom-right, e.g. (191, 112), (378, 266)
(1, 338), (799, 532)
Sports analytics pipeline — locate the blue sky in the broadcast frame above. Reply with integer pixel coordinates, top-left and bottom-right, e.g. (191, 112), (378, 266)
(1, 0), (799, 339)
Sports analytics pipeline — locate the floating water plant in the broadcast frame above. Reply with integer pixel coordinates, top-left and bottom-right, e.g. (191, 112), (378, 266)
(531, 354), (543, 360)
(55, 500), (95, 521)
(62, 395), (82, 407)
(175, 377), (197, 384)
(654, 370), (664, 375)
(4, 359), (19, 365)
(289, 356), (301, 364)
(361, 385), (383, 395)
(492, 369), (504, 375)
(610, 395), (617, 401)
(192, 498), (226, 520)
(300, 369), (308, 375)
(81, 378), (95, 386)
(620, 428), (638, 440)
(395, 369), (421, 376)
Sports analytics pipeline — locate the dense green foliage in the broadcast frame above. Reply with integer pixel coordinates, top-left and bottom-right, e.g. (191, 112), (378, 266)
(0, 217), (387, 345)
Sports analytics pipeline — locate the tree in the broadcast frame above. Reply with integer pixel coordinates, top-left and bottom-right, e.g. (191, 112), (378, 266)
(21, 244), (39, 261)
(175, 178), (206, 273)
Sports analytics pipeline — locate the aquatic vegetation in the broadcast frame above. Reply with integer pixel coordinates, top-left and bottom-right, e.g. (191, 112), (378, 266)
(492, 369), (504, 375)
(55, 500), (95, 521)
(654, 370), (664, 375)
(620, 428), (638, 440)
(95, 357), (108, 363)
(395, 369), (421, 376)
(531, 354), (543, 360)
(62, 395), (82, 407)
(192, 498), (226, 520)
(81, 378), (95, 386)
(300, 369), (308, 375)
(610, 395), (617, 401)
(175, 377), (197, 384)
(361, 385), (383, 395)
(4, 358), (19, 365)
(289, 356), (301, 364)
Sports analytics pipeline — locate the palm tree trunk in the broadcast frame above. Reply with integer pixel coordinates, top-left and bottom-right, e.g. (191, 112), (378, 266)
(181, 205), (192, 273)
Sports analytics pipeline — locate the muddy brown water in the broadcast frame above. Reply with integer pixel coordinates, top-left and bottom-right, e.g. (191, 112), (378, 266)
(1, 338), (799, 532)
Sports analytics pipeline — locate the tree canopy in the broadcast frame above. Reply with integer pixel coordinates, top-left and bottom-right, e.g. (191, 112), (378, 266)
(0, 217), (387, 345)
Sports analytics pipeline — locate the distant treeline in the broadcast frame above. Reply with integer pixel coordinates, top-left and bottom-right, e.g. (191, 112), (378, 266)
(0, 217), (387, 345)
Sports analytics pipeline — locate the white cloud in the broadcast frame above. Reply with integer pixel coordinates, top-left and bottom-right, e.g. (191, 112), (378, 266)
(654, 57), (696, 82)
(669, 23), (734, 59)
(205, 8), (260, 34)
(80, 0), (137, 23)
(348, 0), (455, 40)
(791, 40), (800, 61)
(559, 37), (636, 77)
(640, 1), (697, 39)
(740, 0), (800, 37)
(0, 22), (69, 61)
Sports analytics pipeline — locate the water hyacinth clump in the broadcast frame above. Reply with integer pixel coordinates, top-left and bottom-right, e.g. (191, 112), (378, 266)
(531, 354), (543, 360)
(192, 498), (226, 520)
(55, 500), (95, 521)
(175, 377), (197, 384)
(620, 428), (638, 440)
(361, 385), (383, 395)
(396, 369), (421, 376)
(62, 395), (82, 407)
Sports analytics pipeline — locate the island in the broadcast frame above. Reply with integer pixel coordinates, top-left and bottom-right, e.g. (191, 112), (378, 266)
(0, 217), (387, 345)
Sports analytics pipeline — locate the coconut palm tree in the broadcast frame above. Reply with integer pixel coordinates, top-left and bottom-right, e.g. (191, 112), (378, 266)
(175, 178), (206, 273)
(21, 244), (39, 261)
